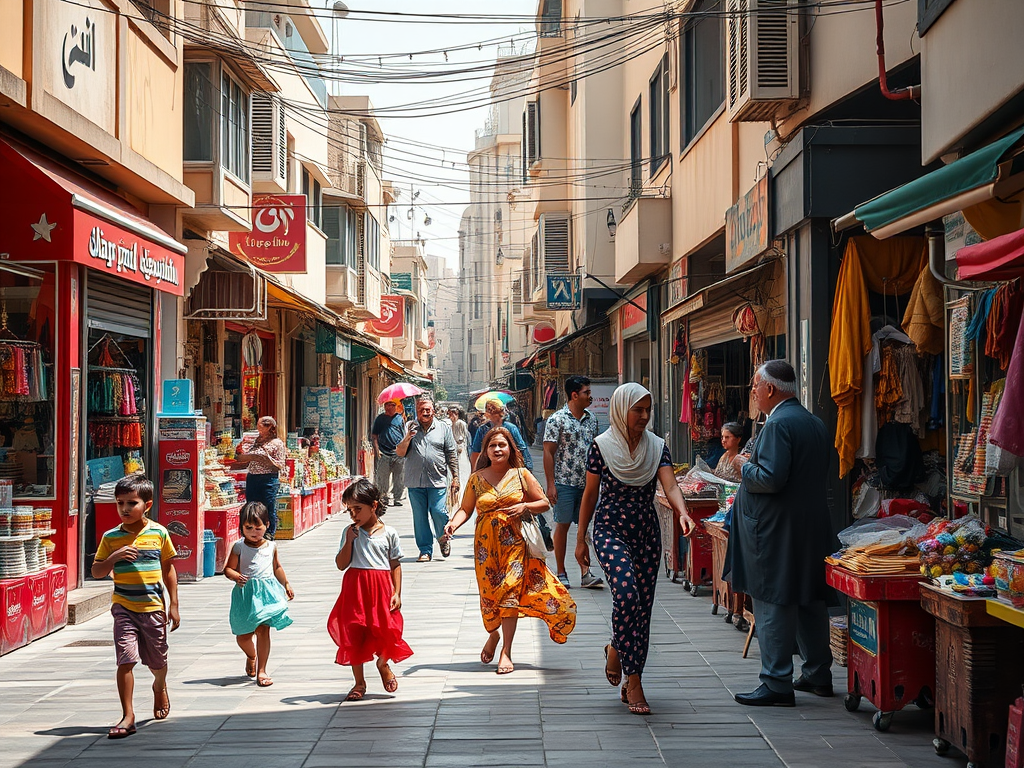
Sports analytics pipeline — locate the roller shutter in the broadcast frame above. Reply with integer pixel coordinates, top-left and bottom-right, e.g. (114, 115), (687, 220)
(688, 302), (741, 349)
(86, 271), (154, 337)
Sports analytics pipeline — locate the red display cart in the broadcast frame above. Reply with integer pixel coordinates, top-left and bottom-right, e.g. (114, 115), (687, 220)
(681, 498), (719, 597)
(826, 564), (935, 731)
(205, 503), (241, 574)
(0, 565), (68, 656)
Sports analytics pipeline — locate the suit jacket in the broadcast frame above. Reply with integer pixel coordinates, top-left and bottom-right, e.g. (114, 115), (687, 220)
(726, 398), (835, 605)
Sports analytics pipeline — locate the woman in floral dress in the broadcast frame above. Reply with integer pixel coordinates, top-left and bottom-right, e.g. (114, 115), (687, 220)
(576, 383), (695, 714)
(445, 427), (576, 674)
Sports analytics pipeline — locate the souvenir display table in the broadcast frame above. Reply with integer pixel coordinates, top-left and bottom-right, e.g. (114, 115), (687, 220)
(826, 564), (935, 732)
(920, 583), (1024, 767)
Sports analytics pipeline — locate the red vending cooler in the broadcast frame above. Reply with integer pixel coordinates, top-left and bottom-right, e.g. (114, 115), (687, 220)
(158, 416), (207, 582)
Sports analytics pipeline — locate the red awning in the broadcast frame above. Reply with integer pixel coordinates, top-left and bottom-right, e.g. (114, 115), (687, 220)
(0, 139), (186, 296)
(957, 227), (1024, 281)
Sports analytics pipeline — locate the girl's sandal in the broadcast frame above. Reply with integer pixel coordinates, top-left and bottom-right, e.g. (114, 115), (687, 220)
(604, 644), (622, 687)
(627, 699), (652, 716)
(244, 656), (257, 678)
(378, 662), (398, 693)
(480, 633), (499, 665)
(345, 685), (367, 702)
(256, 675), (274, 687)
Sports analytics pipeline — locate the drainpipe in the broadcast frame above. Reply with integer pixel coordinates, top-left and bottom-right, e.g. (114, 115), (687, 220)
(875, 0), (921, 101)
(926, 223), (995, 288)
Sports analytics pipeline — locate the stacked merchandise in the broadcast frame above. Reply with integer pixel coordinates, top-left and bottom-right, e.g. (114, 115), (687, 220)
(829, 616), (848, 667)
(203, 448), (239, 508)
(917, 516), (991, 577)
(0, 504), (54, 579)
(827, 516), (923, 575)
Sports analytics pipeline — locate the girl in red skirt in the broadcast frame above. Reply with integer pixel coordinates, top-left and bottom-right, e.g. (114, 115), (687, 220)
(328, 479), (413, 701)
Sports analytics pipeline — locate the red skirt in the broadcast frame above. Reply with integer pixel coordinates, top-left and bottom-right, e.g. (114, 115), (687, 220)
(327, 568), (413, 666)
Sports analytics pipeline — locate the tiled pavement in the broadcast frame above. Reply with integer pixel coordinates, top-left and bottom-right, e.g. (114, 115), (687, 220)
(0, 461), (964, 767)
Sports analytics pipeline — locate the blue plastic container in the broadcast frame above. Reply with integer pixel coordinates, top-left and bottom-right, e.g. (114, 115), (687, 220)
(202, 530), (218, 577)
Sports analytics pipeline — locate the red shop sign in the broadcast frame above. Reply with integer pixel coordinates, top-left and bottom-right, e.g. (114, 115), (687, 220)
(229, 194), (307, 273)
(363, 295), (405, 338)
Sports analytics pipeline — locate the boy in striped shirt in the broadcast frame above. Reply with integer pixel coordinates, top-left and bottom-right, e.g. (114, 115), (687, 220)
(92, 474), (180, 739)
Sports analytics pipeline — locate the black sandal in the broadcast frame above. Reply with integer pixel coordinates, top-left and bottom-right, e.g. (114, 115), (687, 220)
(604, 644), (622, 686)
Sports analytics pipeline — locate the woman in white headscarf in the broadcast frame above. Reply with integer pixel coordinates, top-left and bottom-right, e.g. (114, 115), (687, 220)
(575, 383), (694, 715)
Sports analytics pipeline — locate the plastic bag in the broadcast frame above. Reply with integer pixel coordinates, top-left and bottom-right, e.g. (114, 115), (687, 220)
(837, 515), (921, 549)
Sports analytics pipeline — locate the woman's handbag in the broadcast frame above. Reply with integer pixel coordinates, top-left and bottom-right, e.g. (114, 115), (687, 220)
(516, 469), (550, 560)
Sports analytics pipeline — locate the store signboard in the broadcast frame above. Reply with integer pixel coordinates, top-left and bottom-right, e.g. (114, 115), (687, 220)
(849, 599), (879, 656)
(620, 293), (647, 340)
(335, 335), (351, 360)
(391, 272), (413, 291)
(363, 295), (405, 338)
(38, 0), (117, 134)
(589, 383), (616, 435)
(229, 194), (307, 273)
(725, 175), (769, 274)
(667, 259), (685, 307)
(546, 274), (580, 310)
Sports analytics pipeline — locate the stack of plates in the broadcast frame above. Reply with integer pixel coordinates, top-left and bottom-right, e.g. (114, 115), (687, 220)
(24, 539), (41, 574)
(0, 540), (28, 579)
(0, 508), (12, 537)
(11, 508), (33, 536)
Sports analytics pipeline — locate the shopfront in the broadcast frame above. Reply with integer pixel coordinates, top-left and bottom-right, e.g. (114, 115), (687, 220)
(0, 138), (185, 610)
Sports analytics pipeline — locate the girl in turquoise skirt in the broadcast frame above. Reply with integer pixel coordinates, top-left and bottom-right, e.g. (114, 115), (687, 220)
(224, 501), (294, 687)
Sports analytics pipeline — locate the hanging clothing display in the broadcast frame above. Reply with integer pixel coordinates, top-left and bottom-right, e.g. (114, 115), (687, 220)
(990, 305), (1024, 457)
(985, 281), (1024, 370)
(829, 236), (927, 477)
(88, 371), (140, 415)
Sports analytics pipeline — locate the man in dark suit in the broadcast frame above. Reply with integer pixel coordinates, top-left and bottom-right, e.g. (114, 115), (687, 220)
(728, 360), (835, 707)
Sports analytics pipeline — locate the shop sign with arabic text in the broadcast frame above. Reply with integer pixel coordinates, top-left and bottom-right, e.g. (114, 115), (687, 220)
(229, 194), (307, 273)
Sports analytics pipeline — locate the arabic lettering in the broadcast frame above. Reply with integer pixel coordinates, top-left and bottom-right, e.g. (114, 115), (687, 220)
(255, 205), (295, 236)
(62, 17), (96, 90)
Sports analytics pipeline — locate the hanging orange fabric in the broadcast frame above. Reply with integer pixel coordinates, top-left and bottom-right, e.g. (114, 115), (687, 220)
(829, 236), (927, 477)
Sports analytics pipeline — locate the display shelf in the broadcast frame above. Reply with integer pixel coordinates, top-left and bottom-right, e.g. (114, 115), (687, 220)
(986, 598), (1024, 629)
(0, 535), (34, 542)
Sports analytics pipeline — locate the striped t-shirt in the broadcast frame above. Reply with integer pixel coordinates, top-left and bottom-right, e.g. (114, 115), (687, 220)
(95, 520), (177, 613)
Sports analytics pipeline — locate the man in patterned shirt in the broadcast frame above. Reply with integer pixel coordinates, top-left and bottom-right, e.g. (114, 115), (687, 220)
(544, 375), (604, 589)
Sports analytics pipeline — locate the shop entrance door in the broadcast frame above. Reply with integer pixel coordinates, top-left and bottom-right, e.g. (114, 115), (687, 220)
(224, 325), (276, 437)
(82, 271), (153, 569)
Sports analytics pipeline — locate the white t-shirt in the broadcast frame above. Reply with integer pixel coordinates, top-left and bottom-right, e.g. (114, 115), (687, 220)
(339, 524), (403, 570)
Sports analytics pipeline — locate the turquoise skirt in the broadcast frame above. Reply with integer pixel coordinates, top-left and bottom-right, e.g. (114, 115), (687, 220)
(229, 576), (293, 635)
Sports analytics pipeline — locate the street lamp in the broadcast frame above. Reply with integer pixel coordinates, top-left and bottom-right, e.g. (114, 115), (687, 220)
(331, 1), (349, 97)
(606, 208), (617, 238)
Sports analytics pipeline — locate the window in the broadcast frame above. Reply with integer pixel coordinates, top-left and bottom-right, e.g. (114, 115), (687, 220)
(522, 100), (540, 182)
(540, 0), (562, 36)
(681, 0), (725, 148)
(221, 71), (249, 182)
(324, 204), (360, 267)
(629, 99), (643, 197)
(649, 55), (670, 174)
(184, 63), (214, 162)
(302, 168), (322, 229)
(364, 213), (380, 270)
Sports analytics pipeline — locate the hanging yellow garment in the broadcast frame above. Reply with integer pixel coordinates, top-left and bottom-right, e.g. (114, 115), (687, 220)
(902, 265), (944, 355)
(830, 237), (927, 477)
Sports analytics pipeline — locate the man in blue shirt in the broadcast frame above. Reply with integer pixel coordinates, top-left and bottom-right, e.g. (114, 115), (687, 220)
(371, 400), (406, 506)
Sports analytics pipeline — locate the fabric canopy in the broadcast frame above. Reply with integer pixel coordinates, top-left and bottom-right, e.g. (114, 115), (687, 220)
(839, 127), (1024, 238)
(957, 227), (1024, 281)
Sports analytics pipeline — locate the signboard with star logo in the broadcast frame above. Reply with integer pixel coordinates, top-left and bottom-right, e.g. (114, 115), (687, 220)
(0, 139), (186, 296)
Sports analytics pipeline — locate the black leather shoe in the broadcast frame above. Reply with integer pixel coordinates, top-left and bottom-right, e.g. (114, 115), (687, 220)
(793, 676), (834, 697)
(735, 684), (795, 707)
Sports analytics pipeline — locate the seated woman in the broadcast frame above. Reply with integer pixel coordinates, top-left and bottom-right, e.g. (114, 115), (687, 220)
(714, 422), (746, 483)
(444, 427), (576, 675)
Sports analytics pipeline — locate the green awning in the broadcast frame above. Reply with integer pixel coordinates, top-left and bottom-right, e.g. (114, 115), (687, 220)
(349, 341), (377, 363)
(835, 127), (1024, 239)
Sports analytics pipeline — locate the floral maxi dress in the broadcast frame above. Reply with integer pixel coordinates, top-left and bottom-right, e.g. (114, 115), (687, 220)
(471, 470), (577, 642)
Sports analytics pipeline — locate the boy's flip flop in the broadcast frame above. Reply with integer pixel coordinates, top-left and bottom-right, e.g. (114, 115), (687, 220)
(107, 723), (137, 739)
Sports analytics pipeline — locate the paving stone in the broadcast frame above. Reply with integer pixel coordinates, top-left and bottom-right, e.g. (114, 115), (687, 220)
(0, 479), (967, 768)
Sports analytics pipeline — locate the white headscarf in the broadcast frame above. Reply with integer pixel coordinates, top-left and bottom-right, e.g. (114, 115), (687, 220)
(594, 383), (665, 487)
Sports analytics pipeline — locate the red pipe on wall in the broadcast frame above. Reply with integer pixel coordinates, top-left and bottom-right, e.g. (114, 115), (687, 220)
(875, 0), (921, 101)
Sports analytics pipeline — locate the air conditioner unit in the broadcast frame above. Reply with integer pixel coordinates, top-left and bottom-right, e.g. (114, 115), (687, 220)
(726, 0), (800, 123)
(251, 93), (287, 190)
